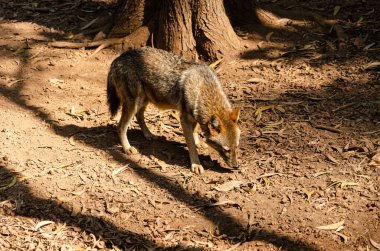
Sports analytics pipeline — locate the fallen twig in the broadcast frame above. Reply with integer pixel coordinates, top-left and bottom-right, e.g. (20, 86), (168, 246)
(257, 172), (286, 179)
(332, 102), (358, 112)
(311, 123), (342, 134)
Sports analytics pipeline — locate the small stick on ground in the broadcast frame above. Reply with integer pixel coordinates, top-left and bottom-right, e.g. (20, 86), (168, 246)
(311, 123), (342, 134)
(257, 172), (286, 179)
(332, 102), (358, 112)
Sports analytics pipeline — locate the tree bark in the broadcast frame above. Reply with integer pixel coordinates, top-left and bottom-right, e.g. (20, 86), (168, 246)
(109, 0), (157, 37)
(156, 0), (197, 60)
(193, 0), (241, 60)
(108, 0), (242, 60)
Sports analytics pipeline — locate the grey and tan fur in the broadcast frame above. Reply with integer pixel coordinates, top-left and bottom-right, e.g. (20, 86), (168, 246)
(107, 47), (240, 174)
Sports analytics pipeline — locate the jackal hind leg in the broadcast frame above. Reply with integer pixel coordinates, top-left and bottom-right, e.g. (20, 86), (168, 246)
(180, 115), (204, 174)
(118, 102), (138, 155)
(136, 100), (158, 140)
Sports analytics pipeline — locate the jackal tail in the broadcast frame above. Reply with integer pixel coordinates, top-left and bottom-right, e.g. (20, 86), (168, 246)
(107, 70), (119, 118)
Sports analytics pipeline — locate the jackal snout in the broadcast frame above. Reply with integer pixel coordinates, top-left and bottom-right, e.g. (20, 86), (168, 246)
(204, 107), (241, 169)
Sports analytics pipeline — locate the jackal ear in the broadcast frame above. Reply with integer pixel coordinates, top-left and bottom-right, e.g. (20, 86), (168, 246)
(230, 107), (240, 123)
(208, 115), (221, 136)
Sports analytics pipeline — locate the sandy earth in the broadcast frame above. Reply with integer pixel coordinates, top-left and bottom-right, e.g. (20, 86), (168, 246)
(0, 0), (379, 250)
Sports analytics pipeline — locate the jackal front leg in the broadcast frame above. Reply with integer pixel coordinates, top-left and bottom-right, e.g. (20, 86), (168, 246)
(180, 115), (204, 174)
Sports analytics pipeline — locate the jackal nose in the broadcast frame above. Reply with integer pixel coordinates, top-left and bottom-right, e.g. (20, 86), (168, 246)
(233, 164), (240, 169)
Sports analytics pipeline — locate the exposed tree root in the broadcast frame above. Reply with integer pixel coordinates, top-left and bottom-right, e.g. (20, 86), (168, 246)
(48, 26), (150, 55)
(256, 8), (347, 50)
(306, 12), (346, 50)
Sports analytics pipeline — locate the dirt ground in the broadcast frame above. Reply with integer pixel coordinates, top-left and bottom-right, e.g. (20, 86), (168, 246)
(1, 0), (379, 250)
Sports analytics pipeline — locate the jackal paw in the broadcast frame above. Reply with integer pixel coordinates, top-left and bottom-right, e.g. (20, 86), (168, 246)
(191, 164), (204, 174)
(123, 146), (138, 155)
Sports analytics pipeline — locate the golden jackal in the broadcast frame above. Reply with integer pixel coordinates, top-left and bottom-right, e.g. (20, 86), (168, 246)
(107, 47), (240, 174)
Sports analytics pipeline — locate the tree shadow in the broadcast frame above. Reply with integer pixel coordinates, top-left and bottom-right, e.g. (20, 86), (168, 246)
(0, 39), (322, 251)
(1, 1), (379, 249)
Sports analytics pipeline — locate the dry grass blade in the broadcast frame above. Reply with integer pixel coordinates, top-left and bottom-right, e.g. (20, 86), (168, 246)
(316, 220), (344, 230)
(255, 105), (272, 121)
(264, 118), (284, 129)
(0, 176), (17, 191)
(364, 61), (380, 70)
(69, 135), (76, 146)
(340, 181), (358, 189)
(81, 17), (98, 30)
(34, 220), (55, 231)
(370, 238), (380, 250)
(266, 32), (274, 42)
(326, 153), (339, 164)
(257, 172), (285, 179)
(313, 170), (331, 178)
(214, 181), (243, 192)
(208, 200), (240, 207)
(209, 59), (223, 69)
(334, 232), (349, 243)
(112, 165), (128, 176)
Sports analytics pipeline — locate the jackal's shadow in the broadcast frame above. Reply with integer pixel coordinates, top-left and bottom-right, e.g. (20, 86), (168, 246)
(57, 124), (232, 174)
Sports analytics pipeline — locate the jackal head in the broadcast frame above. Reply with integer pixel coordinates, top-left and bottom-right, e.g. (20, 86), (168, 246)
(204, 107), (241, 169)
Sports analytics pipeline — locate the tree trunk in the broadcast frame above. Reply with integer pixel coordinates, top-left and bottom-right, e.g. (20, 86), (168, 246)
(194, 0), (241, 60)
(107, 0), (242, 61)
(156, 0), (197, 60)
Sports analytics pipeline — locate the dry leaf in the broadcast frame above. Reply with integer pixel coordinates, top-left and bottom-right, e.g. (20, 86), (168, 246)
(370, 238), (380, 250)
(326, 153), (339, 164)
(214, 181), (243, 192)
(49, 78), (64, 85)
(334, 232), (349, 243)
(333, 6), (341, 16)
(35, 220), (55, 231)
(69, 136), (75, 146)
(316, 220), (344, 230)
(303, 189), (314, 204)
(266, 32), (274, 42)
(246, 77), (268, 84)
